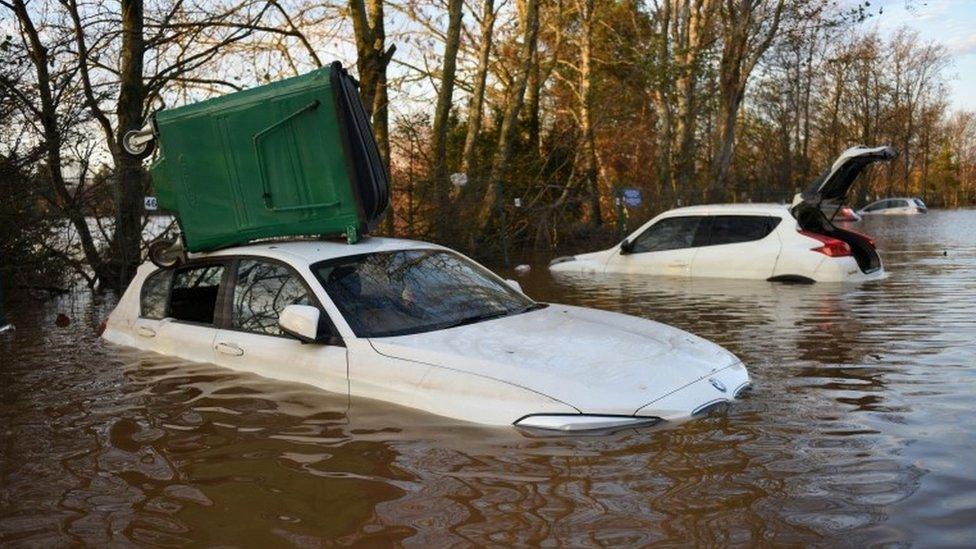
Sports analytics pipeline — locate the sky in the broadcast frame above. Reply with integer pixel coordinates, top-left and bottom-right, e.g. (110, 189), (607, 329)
(866, 0), (976, 111)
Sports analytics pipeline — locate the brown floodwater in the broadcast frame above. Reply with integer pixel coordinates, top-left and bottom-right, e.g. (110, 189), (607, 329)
(2, 210), (975, 546)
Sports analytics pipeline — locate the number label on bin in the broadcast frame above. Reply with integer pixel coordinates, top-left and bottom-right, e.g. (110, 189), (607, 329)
(144, 197), (158, 211)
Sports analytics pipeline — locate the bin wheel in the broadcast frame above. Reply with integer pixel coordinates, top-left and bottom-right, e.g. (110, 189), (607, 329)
(122, 128), (156, 160)
(149, 238), (185, 269)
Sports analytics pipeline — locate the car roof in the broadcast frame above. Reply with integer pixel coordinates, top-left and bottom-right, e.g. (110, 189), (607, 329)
(658, 203), (790, 217)
(866, 197), (919, 202)
(187, 237), (445, 265)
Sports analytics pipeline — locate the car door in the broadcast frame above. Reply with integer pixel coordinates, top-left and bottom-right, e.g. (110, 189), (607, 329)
(131, 268), (173, 352)
(212, 258), (348, 395)
(690, 215), (782, 280)
(143, 262), (229, 363)
(605, 216), (705, 276)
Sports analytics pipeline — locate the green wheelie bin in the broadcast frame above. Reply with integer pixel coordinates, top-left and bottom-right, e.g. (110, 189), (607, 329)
(143, 62), (388, 259)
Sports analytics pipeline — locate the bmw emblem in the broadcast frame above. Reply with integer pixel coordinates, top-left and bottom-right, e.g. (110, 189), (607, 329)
(709, 378), (727, 393)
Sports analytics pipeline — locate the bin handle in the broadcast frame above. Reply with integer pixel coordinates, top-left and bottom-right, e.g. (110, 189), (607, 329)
(253, 100), (340, 212)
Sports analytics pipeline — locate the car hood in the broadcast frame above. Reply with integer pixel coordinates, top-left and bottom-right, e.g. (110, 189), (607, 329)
(791, 145), (897, 217)
(368, 304), (742, 416)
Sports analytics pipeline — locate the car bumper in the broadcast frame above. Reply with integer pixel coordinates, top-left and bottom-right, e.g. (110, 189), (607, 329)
(632, 361), (751, 421)
(813, 257), (886, 282)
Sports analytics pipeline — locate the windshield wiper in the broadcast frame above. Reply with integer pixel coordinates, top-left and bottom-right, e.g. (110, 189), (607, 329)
(440, 302), (548, 330)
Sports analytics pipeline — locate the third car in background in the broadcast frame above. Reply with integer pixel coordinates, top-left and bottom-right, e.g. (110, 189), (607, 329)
(859, 197), (928, 216)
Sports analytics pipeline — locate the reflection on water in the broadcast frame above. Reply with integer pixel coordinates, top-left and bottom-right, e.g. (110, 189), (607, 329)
(2, 211), (976, 545)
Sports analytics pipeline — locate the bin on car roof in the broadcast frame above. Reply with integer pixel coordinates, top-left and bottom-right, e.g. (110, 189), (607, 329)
(150, 62), (389, 252)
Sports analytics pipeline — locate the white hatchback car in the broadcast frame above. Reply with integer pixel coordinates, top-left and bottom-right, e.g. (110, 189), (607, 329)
(103, 238), (749, 432)
(550, 146), (896, 283)
(859, 197), (927, 216)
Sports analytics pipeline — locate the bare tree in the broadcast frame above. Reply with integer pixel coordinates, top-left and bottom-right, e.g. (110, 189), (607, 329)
(430, 0), (464, 240)
(460, 0), (496, 175)
(708, 0), (784, 200)
(475, 0), (540, 233)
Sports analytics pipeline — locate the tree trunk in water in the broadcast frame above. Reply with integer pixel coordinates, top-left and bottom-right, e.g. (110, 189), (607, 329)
(475, 0), (539, 233)
(461, 0), (496, 175)
(111, 0), (148, 290)
(430, 0), (464, 242)
(11, 0), (106, 284)
(578, 0), (601, 226)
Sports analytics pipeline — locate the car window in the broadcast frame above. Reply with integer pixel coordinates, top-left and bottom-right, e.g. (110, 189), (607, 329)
(913, 198), (927, 208)
(140, 270), (172, 319)
(170, 264), (225, 324)
(704, 215), (779, 246)
(233, 259), (312, 336)
(630, 216), (704, 253)
(312, 249), (536, 338)
(863, 201), (882, 211)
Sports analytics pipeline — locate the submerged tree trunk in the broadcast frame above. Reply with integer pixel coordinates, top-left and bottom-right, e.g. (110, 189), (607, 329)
(430, 0), (464, 241)
(110, 0), (148, 290)
(461, 0), (496, 175)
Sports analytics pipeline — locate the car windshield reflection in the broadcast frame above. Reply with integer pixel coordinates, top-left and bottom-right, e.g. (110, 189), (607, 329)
(312, 249), (541, 338)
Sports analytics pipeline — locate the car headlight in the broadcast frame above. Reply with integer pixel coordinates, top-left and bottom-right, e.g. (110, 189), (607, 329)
(514, 414), (660, 432)
(548, 256), (576, 266)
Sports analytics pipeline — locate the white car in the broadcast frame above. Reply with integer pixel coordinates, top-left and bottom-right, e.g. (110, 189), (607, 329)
(102, 238), (749, 432)
(859, 197), (927, 216)
(550, 146), (896, 283)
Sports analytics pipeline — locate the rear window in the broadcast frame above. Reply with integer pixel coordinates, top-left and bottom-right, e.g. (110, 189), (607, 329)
(170, 264), (225, 324)
(913, 198), (927, 208)
(703, 216), (779, 246)
(140, 270), (172, 319)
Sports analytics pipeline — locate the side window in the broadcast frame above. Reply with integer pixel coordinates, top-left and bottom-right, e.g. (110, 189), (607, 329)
(140, 270), (172, 319)
(170, 264), (225, 324)
(705, 216), (779, 246)
(864, 201), (882, 212)
(233, 260), (311, 335)
(631, 216), (703, 253)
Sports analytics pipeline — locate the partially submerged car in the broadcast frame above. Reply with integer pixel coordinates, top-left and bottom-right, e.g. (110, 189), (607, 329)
(859, 197), (927, 216)
(827, 205), (862, 223)
(102, 238), (749, 432)
(550, 146), (896, 283)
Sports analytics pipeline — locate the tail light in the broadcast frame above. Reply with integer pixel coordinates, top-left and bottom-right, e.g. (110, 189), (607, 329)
(799, 231), (851, 257)
(96, 319), (108, 337)
(842, 228), (876, 249)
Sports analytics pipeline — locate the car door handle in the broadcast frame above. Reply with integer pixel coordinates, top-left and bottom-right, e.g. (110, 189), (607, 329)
(136, 326), (156, 338)
(215, 342), (244, 357)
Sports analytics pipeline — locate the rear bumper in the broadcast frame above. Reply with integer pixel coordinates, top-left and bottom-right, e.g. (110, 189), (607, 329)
(813, 256), (885, 282)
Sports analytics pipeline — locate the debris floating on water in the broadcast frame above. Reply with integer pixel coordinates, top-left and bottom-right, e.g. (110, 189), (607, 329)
(514, 264), (531, 276)
(55, 313), (71, 327)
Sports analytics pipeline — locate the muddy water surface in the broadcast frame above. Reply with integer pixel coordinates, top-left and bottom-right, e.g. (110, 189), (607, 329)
(2, 211), (975, 546)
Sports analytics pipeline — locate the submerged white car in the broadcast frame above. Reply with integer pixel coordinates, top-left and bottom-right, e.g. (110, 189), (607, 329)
(859, 197), (927, 216)
(102, 238), (749, 432)
(550, 146), (896, 283)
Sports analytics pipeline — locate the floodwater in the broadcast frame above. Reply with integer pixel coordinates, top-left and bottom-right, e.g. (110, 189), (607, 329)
(2, 210), (975, 546)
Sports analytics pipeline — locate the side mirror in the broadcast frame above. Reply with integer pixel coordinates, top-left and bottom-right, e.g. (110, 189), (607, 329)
(619, 240), (634, 255)
(505, 279), (523, 293)
(279, 304), (342, 345)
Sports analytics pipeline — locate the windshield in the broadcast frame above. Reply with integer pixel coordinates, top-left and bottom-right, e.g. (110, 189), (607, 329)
(312, 249), (539, 338)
